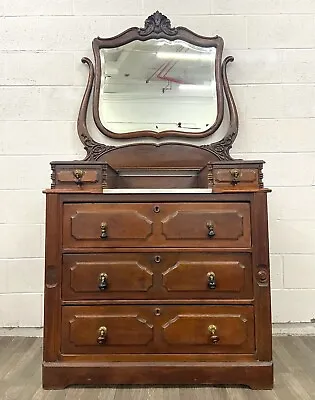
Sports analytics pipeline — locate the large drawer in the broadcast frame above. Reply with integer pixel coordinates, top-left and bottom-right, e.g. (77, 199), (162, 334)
(61, 305), (255, 355)
(62, 253), (253, 300)
(63, 202), (251, 249)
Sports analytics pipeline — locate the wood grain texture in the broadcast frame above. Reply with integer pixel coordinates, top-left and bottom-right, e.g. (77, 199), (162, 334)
(0, 337), (314, 399)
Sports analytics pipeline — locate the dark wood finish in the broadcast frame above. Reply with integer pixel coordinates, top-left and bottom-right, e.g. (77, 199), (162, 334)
(61, 305), (254, 355)
(43, 12), (272, 391)
(51, 162), (117, 190)
(77, 14), (239, 160)
(209, 160), (264, 192)
(44, 191), (272, 389)
(62, 202), (251, 249)
(62, 252), (253, 300)
(43, 361), (273, 390)
(92, 11), (225, 140)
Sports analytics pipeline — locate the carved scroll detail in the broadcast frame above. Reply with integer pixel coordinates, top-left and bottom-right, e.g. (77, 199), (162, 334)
(77, 57), (116, 161)
(256, 266), (269, 287)
(201, 56), (239, 160)
(139, 11), (178, 36)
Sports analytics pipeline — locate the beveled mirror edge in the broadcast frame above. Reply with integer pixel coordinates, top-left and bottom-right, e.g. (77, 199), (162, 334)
(91, 11), (225, 140)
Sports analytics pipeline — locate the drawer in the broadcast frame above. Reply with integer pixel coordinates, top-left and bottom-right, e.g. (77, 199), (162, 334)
(61, 305), (255, 355)
(209, 161), (264, 192)
(63, 202), (251, 248)
(51, 162), (117, 191)
(62, 253), (253, 300)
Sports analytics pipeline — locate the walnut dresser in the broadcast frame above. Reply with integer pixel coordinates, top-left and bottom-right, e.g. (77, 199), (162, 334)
(43, 12), (273, 390)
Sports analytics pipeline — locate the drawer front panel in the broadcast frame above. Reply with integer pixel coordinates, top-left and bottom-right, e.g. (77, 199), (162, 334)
(62, 306), (155, 354)
(160, 305), (255, 354)
(62, 253), (253, 300)
(63, 253), (154, 300)
(61, 305), (255, 355)
(160, 203), (251, 247)
(63, 202), (251, 249)
(53, 165), (103, 190)
(63, 203), (154, 248)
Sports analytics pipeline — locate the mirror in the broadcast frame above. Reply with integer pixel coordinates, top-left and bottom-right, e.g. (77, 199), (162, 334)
(91, 11), (225, 140)
(99, 40), (217, 134)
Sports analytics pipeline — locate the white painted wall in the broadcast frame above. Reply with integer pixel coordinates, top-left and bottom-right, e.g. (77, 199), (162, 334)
(0, 0), (314, 326)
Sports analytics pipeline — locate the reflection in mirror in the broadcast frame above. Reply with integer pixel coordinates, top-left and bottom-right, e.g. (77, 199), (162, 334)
(99, 39), (217, 134)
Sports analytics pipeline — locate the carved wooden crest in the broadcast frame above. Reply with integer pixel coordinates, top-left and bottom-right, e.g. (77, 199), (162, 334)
(139, 11), (178, 36)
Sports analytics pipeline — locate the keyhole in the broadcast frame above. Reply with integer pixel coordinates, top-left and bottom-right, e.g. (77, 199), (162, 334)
(153, 205), (160, 213)
(154, 308), (161, 316)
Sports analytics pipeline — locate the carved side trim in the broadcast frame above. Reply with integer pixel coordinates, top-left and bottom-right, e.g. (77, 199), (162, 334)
(102, 164), (108, 189)
(50, 164), (56, 189)
(201, 56), (239, 160)
(139, 11), (178, 36)
(259, 168), (264, 189)
(77, 57), (116, 161)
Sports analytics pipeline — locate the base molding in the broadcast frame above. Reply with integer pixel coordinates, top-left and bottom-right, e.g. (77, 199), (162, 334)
(42, 361), (273, 390)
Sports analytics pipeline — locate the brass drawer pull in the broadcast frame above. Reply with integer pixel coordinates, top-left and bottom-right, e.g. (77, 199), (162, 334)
(207, 272), (216, 289)
(230, 169), (240, 185)
(98, 273), (108, 290)
(206, 222), (215, 238)
(73, 169), (84, 185)
(208, 324), (220, 344)
(97, 326), (107, 344)
(100, 222), (107, 239)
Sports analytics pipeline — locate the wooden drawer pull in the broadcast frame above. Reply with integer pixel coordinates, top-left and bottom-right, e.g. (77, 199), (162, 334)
(207, 272), (216, 289)
(98, 273), (108, 290)
(97, 326), (107, 344)
(206, 222), (215, 238)
(208, 324), (220, 344)
(100, 222), (108, 239)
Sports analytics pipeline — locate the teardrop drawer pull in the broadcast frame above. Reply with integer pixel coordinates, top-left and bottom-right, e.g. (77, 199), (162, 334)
(100, 222), (107, 239)
(206, 222), (215, 238)
(230, 169), (240, 185)
(208, 324), (220, 344)
(97, 326), (107, 344)
(73, 169), (84, 185)
(207, 272), (216, 289)
(98, 273), (108, 290)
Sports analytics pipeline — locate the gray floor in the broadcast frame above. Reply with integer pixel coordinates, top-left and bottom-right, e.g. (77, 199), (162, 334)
(0, 336), (314, 399)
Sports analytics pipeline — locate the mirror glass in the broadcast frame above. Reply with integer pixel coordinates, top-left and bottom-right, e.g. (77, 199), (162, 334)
(99, 39), (217, 134)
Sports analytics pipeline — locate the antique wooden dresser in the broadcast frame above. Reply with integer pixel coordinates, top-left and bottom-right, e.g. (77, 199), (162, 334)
(43, 12), (273, 389)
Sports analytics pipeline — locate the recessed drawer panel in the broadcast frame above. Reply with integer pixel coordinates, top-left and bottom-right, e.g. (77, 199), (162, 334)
(63, 203), (154, 248)
(160, 305), (255, 354)
(62, 253), (252, 301)
(63, 202), (251, 249)
(160, 203), (251, 247)
(61, 306), (155, 354)
(61, 305), (255, 355)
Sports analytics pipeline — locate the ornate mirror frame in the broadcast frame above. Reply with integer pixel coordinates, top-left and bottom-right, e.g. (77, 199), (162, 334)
(77, 11), (238, 161)
(92, 11), (225, 139)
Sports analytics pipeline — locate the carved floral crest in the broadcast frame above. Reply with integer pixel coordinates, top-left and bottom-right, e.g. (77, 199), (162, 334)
(139, 11), (178, 36)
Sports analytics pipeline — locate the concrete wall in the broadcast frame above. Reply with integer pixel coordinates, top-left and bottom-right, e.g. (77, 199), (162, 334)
(0, 0), (314, 326)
